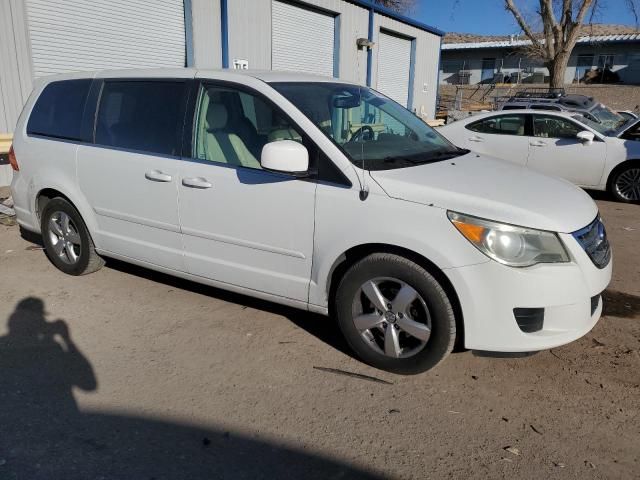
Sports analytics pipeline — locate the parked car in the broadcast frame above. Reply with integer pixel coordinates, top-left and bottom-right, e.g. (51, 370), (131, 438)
(500, 92), (628, 130)
(439, 109), (640, 203)
(10, 70), (611, 374)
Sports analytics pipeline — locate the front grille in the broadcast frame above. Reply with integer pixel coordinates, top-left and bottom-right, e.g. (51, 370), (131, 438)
(572, 216), (611, 269)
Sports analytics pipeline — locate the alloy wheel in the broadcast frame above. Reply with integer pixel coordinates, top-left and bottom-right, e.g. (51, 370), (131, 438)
(351, 277), (431, 358)
(615, 167), (640, 201)
(47, 211), (82, 265)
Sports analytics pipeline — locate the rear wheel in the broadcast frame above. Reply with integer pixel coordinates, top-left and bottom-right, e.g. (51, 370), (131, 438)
(609, 164), (640, 203)
(334, 253), (456, 374)
(41, 198), (104, 275)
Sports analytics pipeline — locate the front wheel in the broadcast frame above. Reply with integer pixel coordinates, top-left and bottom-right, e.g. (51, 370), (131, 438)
(334, 253), (456, 374)
(609, 165), (640, 203)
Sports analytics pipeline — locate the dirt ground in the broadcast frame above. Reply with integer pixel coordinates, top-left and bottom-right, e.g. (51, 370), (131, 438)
(0, 190), (638, 479)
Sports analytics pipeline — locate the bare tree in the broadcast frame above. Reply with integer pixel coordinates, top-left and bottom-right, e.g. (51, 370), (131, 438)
(504, 0), (597, 88)
(374, 0), (416, 13)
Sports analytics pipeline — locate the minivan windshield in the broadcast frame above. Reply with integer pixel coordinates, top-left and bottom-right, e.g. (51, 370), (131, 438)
(272, 82), (466, 170)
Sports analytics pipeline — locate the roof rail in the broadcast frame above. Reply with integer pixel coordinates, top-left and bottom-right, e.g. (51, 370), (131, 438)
(512, 88), (565, 99)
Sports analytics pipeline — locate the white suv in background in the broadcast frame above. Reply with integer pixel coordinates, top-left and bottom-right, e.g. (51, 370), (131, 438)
(10, 69), (611, 373)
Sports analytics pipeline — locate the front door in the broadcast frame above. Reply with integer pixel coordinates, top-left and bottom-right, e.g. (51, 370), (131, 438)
(177, 81), (316, 301)
(527, 114), (607, 186)
(77, 80), (189, 270)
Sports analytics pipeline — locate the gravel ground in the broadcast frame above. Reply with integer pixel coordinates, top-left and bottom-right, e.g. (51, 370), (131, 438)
(0, 191), (638, 479)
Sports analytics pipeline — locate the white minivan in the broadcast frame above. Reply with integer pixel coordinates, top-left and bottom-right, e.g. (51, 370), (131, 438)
(10, 69), (612, 374)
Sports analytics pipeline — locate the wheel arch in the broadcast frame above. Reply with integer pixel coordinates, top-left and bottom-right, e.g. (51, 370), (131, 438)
(326, 243), (465, 351)
(35, 187), (99, 247)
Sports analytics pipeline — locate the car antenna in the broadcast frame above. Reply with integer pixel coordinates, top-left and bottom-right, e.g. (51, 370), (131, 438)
(356, 57), (369, 201)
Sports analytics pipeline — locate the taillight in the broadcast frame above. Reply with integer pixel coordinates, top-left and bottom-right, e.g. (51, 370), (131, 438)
(8, 145), (19, 171)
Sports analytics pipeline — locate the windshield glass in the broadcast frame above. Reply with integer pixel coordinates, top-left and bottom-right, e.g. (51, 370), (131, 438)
(572, 114), (614, 136)
(271, 82), (465, 170)
(589, 104), (626, 130)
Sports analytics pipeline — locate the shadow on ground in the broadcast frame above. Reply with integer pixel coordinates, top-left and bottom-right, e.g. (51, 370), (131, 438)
(105, 257), (356, 359)
(0, 297), (385, 480)
(603, 289), (640, 318)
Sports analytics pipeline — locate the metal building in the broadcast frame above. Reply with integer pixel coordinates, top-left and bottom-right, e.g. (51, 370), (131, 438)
(0, 0), (442, 137)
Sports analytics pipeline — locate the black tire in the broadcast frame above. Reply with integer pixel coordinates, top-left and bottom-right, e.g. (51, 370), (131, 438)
(334, 253), (456, 375)
(41, 197), (104, 275)
(608, 163), (640, 203)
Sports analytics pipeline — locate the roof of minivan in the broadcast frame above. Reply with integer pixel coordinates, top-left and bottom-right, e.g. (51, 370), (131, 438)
(37, 68), (352, 85)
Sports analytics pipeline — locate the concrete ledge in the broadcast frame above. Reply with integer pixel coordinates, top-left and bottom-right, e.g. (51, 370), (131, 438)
(0, 133), (12, 155)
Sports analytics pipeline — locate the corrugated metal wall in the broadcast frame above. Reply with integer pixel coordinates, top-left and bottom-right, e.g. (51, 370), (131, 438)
(271, 1), (336, 76)
(373, 13), (441, 118)
(26, 0), (186, 77)
(0, 0), (33, 134)
(226, 0), (369, 85)
(191, 0), (222, 69)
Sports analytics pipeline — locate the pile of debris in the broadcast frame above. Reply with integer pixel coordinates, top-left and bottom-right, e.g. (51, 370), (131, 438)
(0, 194), (16, 226)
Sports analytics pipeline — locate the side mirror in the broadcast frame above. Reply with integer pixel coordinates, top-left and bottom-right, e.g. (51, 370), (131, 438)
(260, 140), (309, 175)
(576, 130), (595, 145)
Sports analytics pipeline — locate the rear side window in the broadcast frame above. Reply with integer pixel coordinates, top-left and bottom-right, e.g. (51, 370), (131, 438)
(466, 115), (527, 136)
(95, 81), (187, 156)
(27, 79), (92, 141)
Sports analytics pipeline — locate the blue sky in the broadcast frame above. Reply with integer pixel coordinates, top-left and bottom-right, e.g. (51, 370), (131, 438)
(413, 0), (638, 35)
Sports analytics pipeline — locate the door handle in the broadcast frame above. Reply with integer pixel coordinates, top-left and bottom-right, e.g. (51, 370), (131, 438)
(468, 136), (483, 142)
(182, 177), (212, 189)
(530, 140), (547, 147)
(145, 170), (172, 182)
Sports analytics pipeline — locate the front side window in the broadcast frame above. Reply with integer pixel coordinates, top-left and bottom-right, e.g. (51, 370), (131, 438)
(95, 81), (187, 156)
(467, 115), (526, 136)
(27, 79), (92, 141)
(193, 84), (303, 170)
(533, 115), (581, 139)
(272, 82), (463, 170)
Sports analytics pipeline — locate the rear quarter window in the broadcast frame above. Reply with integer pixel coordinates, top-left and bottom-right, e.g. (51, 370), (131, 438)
(27, 79), (92, 141)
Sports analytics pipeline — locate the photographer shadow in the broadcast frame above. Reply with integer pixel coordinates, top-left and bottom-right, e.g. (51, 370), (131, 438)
(0, 297), (384, 479)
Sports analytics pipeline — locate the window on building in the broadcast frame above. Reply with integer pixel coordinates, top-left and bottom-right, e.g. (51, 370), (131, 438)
(575, 55), (594, 81)
(27, 79), (92, 141)
(466, 115), (527, 136)
(95, 81), (188, 156)
(598, 54), (615, 70)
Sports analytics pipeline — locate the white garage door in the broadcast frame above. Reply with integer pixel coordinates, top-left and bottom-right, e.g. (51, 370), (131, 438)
(26, 0), (186, 78)
(377, 32), (412, 107)
(272, 0), (335, 77)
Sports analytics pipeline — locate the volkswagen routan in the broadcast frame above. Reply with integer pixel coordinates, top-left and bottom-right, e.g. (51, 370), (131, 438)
(10, 69), (612, 373)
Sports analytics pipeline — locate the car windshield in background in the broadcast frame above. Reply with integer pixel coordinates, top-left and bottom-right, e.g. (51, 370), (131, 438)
(572, 115), (615, 136)
(271, 82), (465, 170)
(590, 104), (627, 130)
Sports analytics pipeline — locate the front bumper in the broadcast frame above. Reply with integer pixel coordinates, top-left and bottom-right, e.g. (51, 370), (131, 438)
(446, 231), (612, 352)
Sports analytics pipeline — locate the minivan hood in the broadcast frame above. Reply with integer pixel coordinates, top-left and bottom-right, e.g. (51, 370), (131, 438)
(370, 153), (597, 233)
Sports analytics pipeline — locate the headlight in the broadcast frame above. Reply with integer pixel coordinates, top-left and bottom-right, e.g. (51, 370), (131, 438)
(447, 211), (570, 267)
